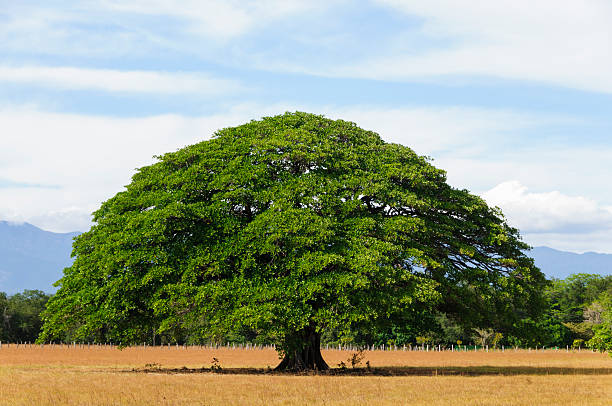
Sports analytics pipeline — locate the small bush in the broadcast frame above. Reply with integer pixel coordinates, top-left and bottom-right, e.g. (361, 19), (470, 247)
(571, 339), (584, 349)
(348, 349), (365, 368)
(211, 357), (222, 372)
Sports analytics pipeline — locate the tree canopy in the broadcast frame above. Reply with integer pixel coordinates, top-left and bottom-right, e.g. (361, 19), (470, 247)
(39, 112), (547, 370)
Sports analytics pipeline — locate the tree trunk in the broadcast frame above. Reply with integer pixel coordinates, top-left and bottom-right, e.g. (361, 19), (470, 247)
(274, 327), (329, 371)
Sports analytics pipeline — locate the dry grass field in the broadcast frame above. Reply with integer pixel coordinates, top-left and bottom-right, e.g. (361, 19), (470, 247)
(0, 345), (610, 405)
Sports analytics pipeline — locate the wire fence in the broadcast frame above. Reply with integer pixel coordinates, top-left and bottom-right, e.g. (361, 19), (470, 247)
(0, 341), (596, 353)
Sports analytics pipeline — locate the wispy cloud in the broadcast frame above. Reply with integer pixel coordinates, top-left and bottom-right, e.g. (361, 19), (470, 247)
(0, 66), (243, 95)
(100, 0), (338, 40)
(326, 0), (612, 93)
(483, 181), (612, 234)
(6, 1), (612, 95)
(1, 1), (341, 59)
(0, 179), (60, 189)
(323, 106), (547, 156)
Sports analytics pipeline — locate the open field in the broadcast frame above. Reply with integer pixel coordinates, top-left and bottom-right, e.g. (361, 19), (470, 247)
(1, 346), (611, 405)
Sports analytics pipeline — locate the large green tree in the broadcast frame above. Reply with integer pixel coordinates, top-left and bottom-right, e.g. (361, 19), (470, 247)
(39, 112), (546, 370)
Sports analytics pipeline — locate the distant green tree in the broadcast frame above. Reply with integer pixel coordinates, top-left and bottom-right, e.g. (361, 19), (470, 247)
(0, 290), (50, 342)
(39, 112), (546, 370)
(547, 274), (612, 323)
(328, 309), (436, 348)
(434, 313), (468, 345)
(586, 293), (612, 354)
(505, 314), (572, 348)
(472, 328), (495, 347)
(0, 292), (8, 341)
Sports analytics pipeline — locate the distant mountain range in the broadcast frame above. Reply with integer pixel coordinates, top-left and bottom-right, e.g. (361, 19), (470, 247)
(530, 246), (611, 280)
(0, 221), (79, 294)
(0, 221), (610, 294)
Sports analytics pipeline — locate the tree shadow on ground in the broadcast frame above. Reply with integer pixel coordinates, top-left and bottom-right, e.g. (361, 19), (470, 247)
(129, 365), (612, 377)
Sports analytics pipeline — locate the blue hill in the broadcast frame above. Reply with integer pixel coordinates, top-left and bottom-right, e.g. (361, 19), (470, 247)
(530, 246), (611, 279)
(0, 221), (79, 294)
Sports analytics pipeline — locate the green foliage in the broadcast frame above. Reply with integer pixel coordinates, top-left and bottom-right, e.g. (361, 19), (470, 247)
(415, 335), (434, 346)
(572, 339), (584, 349)
(563, 322), (594, 342)
(506, 316), (573, 348)
(0, 290), (51, 342)
(491, 332), (503, 349)
(510, 273), (612, 349)
(38, 112), (546, 360)
(546, 274), (612, 323)
(472, 328), (494, 347)
(331, 310), (437, 347)
(434, 312), (468, 344)
(587, 324), (612, 353)
(546, 274), (612, 349)
(586, 292), (612, 354)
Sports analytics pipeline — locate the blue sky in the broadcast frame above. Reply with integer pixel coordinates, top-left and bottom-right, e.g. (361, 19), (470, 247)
(1, 1), (612, 253)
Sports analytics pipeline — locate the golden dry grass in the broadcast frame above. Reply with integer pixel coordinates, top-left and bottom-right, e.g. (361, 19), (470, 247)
(2, 344), (609, 369)
(1, 345), (610, 405)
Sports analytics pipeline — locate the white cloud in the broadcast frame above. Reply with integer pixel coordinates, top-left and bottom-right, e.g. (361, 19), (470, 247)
(483, 181), (612, 234)
(482, 181), (612, 253)
(435, 143), (612, 205)
(0, 203), (96, 234)
(0, 66), (242, 95)
(324, 0), (612, 93)
(27, 207), (96, 234)
(100, 0), (338, 40)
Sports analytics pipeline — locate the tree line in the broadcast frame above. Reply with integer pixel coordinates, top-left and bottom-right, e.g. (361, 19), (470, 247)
(0, 290), (50, 343)
(1, 273), (610, 350)
(358, 272), (612, 351)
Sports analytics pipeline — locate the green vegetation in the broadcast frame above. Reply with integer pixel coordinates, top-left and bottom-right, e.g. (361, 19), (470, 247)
(37, 112), (547, 370)
(551, 274), (612, 352)
(0, 290), (50, 343)
(371, 273), (612, 352)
